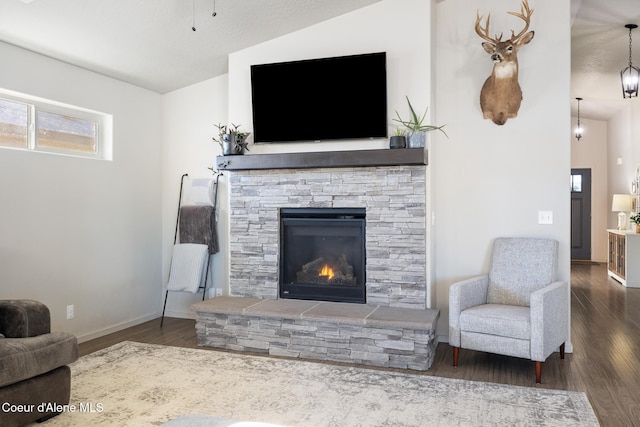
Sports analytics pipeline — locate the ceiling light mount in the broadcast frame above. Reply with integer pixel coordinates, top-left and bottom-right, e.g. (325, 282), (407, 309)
(575, 97), (583, 141)
(192, 0), (218, 31)
(621, 24), (640, 98)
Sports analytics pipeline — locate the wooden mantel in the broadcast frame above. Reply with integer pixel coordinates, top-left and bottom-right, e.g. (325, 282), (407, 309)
(216, 148), (427, 171)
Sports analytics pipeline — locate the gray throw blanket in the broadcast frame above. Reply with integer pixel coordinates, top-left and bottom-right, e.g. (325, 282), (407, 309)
(179, 206), (219, 254)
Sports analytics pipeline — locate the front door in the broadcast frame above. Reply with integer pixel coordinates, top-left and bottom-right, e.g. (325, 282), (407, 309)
(571, 168), (592, 260)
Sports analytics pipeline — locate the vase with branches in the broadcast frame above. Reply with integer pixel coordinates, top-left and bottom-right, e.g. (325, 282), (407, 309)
(214, 123), (250, 155)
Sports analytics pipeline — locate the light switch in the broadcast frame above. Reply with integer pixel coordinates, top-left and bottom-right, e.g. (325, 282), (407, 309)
(538, 211), (553, 225)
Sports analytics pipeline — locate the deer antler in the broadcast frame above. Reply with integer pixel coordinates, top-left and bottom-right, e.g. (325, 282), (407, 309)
(475, 12), (503, 43)
(507, 0), (534, 42)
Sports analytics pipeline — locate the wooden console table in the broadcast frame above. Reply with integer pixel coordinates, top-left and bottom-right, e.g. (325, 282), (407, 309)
(607, 230), (640, 288)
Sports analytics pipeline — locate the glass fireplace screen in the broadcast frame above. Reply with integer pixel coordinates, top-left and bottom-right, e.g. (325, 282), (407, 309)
(279, 208), (366, 303)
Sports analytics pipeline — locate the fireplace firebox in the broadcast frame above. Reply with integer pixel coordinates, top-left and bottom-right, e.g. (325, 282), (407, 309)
(279, 208), (366, 304)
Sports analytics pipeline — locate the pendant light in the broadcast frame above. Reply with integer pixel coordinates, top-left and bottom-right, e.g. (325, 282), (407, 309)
(621, 24), (640, 98)
(575, 97), (583, 141)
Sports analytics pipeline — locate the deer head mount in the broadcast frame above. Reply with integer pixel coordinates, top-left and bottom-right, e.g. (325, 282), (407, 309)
(475, 0), (535, 126)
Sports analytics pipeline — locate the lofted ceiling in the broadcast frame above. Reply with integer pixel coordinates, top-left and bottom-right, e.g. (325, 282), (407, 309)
(0, 0), (382, 93)
(0, 0), (637, 122)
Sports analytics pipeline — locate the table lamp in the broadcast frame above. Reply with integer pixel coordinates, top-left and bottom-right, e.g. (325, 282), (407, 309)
(612, 194), (633, 230)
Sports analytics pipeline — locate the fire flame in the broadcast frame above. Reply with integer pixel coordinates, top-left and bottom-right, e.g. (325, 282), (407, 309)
(319, 264), (335, 280)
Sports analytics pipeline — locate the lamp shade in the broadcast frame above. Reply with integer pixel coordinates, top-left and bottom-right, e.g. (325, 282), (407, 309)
(612, 194), (633, 211)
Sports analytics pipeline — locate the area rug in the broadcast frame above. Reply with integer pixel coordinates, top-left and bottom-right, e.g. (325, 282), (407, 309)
(41, 341), (599, 427)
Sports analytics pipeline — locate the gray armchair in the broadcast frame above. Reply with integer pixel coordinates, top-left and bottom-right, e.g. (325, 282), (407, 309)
(0, 300), (78, 426)
(449, 238), (569, 383)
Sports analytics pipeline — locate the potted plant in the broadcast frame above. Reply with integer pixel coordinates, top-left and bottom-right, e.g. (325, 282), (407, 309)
(393, 96), (447, 148)
(630, 212), (640, 233)
(214, 123), (250, 155)
(389, 127), (407, 149)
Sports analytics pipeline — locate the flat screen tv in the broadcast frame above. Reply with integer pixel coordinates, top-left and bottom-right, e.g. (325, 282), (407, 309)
(250, 52), (387, 143)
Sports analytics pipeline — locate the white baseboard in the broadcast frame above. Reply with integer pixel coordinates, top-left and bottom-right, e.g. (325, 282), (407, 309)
(163, 309), (196, 320)
(76, 312), (158, 343)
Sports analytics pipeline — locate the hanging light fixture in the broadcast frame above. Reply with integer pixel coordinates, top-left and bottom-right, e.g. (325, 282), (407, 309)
(575, 97), (583, 141)
(621, 24), (640, 98)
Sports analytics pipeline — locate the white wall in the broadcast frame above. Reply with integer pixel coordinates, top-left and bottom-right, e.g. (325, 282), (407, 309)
(435, 0), (572, 344)
(633, 100), (640, 165)
(161, 76), (229, 318)
(571, 117), (608, 262)
(608, 106), (634, 228)
(0, 41), (163, 340)
(228, 0), (434, 155)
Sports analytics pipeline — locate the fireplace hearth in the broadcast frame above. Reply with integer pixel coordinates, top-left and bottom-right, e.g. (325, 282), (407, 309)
(279, 208), (366, 304)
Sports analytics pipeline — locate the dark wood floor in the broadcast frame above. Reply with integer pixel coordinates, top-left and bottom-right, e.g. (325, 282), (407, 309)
(79, 263), (639, 426)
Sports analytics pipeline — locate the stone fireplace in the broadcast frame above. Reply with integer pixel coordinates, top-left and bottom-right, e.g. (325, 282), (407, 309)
(225, 149), (428, 309)
(192, 149), (438, 371)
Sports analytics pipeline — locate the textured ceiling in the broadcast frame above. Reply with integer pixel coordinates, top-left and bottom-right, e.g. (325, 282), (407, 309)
(0, 0), (381, 93)
(0, 0), (635, 121)
(571, 0), (640, 120)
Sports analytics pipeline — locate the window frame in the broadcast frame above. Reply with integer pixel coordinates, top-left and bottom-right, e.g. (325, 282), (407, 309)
(0, 89), (112, 160)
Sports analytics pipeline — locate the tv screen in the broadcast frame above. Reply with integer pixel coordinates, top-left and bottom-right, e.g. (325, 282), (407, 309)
(250, 52), (387, 143)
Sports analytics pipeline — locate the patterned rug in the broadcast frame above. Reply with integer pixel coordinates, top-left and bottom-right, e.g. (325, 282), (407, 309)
(41, 341), (599, 426)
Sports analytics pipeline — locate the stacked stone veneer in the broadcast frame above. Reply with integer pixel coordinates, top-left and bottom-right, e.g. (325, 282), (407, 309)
(228, 165), (427, 308)
(194, 297), (439, 370)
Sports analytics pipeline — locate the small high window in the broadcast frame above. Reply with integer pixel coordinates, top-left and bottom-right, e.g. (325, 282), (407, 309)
(0, 91), (112, 160)
(0, 98), (28, 149)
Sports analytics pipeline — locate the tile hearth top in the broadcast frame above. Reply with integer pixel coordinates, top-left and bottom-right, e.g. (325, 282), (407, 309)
(215, 148), (427, 171)
(192, 296), (439, 330)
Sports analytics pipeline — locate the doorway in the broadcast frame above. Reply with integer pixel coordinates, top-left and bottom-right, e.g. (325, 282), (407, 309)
(571, 168), (592, 260)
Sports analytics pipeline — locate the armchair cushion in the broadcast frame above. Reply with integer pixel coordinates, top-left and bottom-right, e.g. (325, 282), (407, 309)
(0, 332), (78, 388)
(487, 238), (559, 307)
(459, 304), (530, 340)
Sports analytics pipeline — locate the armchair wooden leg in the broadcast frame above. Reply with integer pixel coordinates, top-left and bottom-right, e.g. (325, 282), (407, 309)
(535, 361), (542, 384)
(534, 344), (564, 383)
(453, 346), (459, 367)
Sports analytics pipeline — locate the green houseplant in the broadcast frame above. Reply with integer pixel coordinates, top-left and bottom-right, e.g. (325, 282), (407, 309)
(393, 96), (447, 148)
(214, 123), (250, 155)
(389, 127), (407, 149)
(630, 212), (640, 233)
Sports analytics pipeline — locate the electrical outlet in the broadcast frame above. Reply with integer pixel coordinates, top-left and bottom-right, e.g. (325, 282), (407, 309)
(215, 288), (223, 296)
(538, 211), (553, 225)
(66, 305), (74, 319)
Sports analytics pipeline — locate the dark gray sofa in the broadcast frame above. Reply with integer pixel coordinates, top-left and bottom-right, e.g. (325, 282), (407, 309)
(0, 300), (78, 426)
